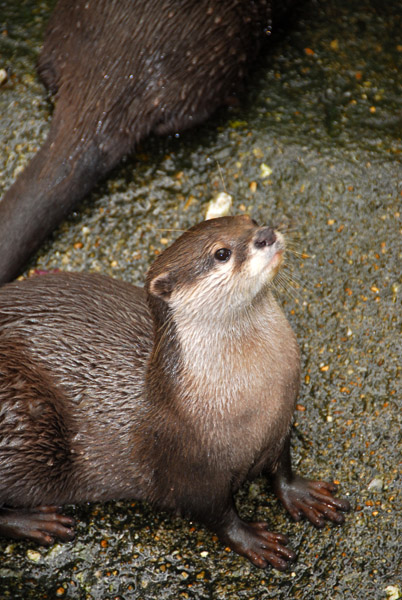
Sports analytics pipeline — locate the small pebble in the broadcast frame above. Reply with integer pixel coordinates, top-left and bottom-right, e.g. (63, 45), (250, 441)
(385, 586), (401, 600)
(367, 478), (383, 491)
(205, 192), (233, 220)
(260, 163), (272, 178)
(0, 68), (7, 86)
(27, 549), (42, 562)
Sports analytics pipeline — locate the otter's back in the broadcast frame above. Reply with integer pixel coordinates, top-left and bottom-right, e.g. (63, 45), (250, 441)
(0, 272), (153, 505)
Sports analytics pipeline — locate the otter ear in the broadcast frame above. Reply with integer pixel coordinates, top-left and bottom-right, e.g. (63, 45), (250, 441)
(149, 271), (175, 299)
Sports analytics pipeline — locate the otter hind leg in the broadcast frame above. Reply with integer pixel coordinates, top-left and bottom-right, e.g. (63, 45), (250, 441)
(0, 340), (75, 508)
(0, 505), (75, 545)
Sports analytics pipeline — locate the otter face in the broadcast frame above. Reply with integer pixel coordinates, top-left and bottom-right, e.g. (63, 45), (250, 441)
(146, 215), (285, 319)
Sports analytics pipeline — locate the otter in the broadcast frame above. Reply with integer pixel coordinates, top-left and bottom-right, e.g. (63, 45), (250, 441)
(0, 0), (295, 285)
(0, 215), (349, 570)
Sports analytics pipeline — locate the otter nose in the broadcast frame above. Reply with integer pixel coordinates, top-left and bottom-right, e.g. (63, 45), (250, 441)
(254, 227), (276, 248)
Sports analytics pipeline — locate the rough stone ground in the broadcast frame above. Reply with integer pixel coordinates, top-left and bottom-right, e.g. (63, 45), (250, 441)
(0, 0), (400, 598)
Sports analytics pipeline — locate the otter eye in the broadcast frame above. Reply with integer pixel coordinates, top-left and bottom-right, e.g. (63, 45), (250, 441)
(214, 248), (232, 262)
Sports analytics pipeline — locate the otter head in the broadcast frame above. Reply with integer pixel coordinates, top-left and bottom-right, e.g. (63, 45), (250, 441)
(145, 215), (285, 323)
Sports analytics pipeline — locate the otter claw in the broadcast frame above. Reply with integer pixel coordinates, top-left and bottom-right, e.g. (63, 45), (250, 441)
(0, 505), (75, 544)
(274, 475), (350, 527)
(219, 519), (296, 570)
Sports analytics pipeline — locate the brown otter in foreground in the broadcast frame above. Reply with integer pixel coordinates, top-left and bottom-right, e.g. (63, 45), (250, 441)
(0, 215), (349, 570)
(0, 0), (295, 285)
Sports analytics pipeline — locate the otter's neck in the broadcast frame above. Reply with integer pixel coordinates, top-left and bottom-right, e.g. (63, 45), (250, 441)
(172, 290), (285, 379)
(145, 289), (299, 470)
(148, 289), (296, 411)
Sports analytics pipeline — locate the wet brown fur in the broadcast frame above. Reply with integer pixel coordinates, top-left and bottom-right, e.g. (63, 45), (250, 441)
(0, 0), (295, 284)
(0, 216), (350, 569)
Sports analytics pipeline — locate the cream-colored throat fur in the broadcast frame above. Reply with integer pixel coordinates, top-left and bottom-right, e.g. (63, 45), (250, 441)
(170, 288), (298, 422)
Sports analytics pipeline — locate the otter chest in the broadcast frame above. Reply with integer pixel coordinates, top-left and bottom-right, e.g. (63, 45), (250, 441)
(173, 307), (300, 465)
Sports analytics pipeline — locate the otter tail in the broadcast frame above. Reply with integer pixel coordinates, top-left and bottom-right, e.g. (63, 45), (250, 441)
(0, 117), (122, 285)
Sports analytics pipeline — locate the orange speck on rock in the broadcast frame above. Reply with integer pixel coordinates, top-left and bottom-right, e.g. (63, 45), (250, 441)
(304, 47), (315, 56)
(183, 195), (195, 210)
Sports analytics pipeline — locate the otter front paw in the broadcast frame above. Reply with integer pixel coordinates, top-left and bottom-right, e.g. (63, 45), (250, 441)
(220, 520), (296, 570)
(0, 505), (75, 545)
(275, 475), (350, 528)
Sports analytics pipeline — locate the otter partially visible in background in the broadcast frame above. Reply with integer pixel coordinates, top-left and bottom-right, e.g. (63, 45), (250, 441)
(0, 0), (295, 285)
(0, 215), (349, 570)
